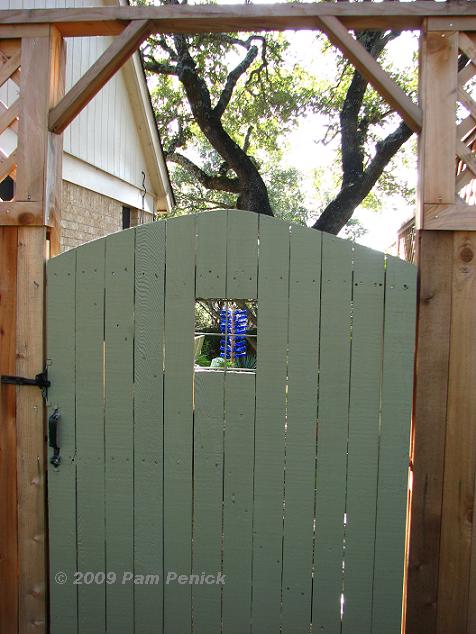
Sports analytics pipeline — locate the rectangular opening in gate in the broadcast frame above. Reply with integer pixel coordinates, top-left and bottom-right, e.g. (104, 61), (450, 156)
(195, 299), (257, 372)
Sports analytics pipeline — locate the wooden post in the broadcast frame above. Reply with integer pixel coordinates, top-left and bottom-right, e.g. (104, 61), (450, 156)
(407, 24), (476, 634)
(0, 25), (65, 634)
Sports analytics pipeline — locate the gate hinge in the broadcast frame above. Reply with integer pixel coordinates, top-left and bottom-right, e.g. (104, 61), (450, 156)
(1, 368), (50, 400)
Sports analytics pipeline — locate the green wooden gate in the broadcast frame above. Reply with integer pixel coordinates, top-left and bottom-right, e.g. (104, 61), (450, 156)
(47, 211), (416, 634)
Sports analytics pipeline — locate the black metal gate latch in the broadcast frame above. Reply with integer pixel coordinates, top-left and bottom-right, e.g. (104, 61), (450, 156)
(1, 369), (50, 400)
(48, 409), (61, 468)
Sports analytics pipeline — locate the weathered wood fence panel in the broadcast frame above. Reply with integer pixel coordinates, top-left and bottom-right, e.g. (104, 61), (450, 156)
(47, 210), (416, 633)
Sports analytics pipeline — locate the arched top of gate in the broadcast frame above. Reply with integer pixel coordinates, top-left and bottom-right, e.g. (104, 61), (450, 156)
(47, 209), (415, 269)
(48, 209), (416, 288)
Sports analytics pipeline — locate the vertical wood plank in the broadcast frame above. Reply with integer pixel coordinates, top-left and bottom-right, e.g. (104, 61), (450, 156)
(222, 371), (256, 634)
(47, 249), (77, 634)
(420, 31), (457, 212)
(16, 36), (49, 203)
(437, 232), (476, 634)
(251, 214), (289, 632)
(312, 233), (353, 633)
(226, 211), (258, 300)
(134, 222), (165, 634)
(163, 216), (195, 632)
(104, 230), (135, 633)
(75, 237), (106, 633)
(44, 26), (65, 249)
(16, 226), (47, 633)
(406, 231), (453, 633)
(468, 473), (476, 634)
(196, 210), (227, 299)
(341, 245), (385, 633)
(281, 224), (321, 634)
(372, 256), (416, 632)
(0, 227), (18, 634)
(193, 371), (224, 634)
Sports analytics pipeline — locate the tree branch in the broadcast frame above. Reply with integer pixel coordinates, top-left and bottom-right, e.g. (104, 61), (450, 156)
(314, 120), (413, 234)
(168, 152), (241, 193)
(143, 58), (178, 75)
(214, 45), (259, 118)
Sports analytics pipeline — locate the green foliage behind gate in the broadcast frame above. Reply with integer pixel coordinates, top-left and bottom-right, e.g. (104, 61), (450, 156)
(47, 211), (416, 634)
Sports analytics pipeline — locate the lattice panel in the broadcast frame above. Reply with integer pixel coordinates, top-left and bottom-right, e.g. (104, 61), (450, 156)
(0, 40), (20, 200)
(456, 32), (476, 202)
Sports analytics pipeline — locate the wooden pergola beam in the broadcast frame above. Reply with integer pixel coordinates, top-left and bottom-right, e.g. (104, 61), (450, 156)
(317, 15), (422, 133)
(3, 2), (476, 36)
(49, 19), (151, 134)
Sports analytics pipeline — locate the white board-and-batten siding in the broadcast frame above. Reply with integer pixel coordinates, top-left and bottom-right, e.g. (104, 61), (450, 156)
(0, 0), (172, 213)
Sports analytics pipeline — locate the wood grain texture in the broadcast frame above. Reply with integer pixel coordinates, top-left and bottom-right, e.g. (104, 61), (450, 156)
(222, 372), (255, 634)
(420, 31), (458, 208)
(372, 256), (416, 632)
(468, 473), (476, 633)
(252, 215), (289, 632)
(424, 201), (476, 231)
(0, 226), (18, 634)
(44, 25), (65, 241)
(6, 3), (476, 36)
(281, 224), (321, 634)
(16, 226), (47, 634)
(16, 37), (49, 204)
(163, 216), (195, 632)
(47, 249), (77, 634)
(134, 222), (165, 634)
(406, 231), (454, 634)
(312, 233), (352, 634)
(0, 202), (44, 226)
(342, 245), (385, 633)
(75, 238), (106, 634)
(104, 230), (135, 634)
(193, 371), (224, 634)
(437, 232), (476, 634)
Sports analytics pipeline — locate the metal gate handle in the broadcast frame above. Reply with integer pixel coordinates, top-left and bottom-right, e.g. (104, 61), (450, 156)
(49, 409), (61, 468)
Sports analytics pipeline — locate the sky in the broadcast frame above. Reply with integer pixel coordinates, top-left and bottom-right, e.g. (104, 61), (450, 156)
(184, 0), (420, 252)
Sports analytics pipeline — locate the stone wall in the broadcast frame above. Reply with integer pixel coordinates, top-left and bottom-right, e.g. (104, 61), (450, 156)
(60, 181), (153, 252)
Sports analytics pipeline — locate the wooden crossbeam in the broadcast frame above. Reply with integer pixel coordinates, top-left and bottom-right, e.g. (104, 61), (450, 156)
(425, 200), (476, 230)
(3, 2), (476, 36)
(0, 202), (43, 226)
(0, 51), (20, 90)
(0, 150), (16, 183)
(0, 98), (19, 136)
(316, 15), (422, 133)
(49, 19), (151, 134)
